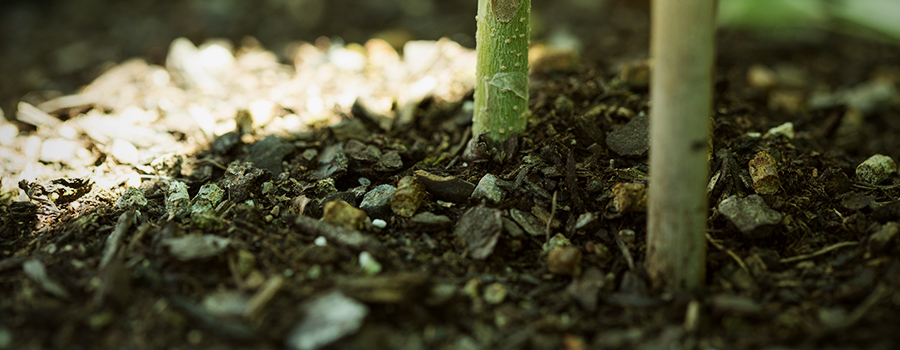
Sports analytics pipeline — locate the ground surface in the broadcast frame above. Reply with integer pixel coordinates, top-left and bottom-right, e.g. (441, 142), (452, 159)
(2, 1), (900, 350)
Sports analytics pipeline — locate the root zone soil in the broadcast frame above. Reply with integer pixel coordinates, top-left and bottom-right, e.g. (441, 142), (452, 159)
(1, 2), (900, 350)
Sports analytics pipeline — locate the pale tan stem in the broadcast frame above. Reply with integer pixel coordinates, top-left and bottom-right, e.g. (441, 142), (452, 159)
(646, 0), (715, 291)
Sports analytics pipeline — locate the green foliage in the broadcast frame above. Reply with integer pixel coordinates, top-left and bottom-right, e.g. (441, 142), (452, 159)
(720, 0), (900, 42)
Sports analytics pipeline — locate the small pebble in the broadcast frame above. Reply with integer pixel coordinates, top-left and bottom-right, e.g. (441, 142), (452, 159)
(261, 181), (274, 195)
(415, 170), (475, 203)
(483, 283), (507, 305)
(165, 181), (191, 220)
(191, 183), (225, 217)
(410, 212), (452, 232)
(39, 138), (80, 164)
(619, 59), (651, 90)
(286, 291), (368, 350)
(116, 187), (148, 210)
(543, 233), (572, 253)
(360, 184), (396, 219)
(454, 205), (503, 260)
(510, 209), (546, 237)
(606, 115), (649, 157)
(314, 236), (328, 247)
(718, 194), (783, 239)
(611, 182), (647, 213)
(359, 251), (382, 276)
(471, 174), (505, 204)
(0, 123), (17, 147)
(110, 139), (140, 165)
(548, 246), (582, 277)
(618, 229), (635, 245)
(765, 122), (795, 139)
(372, 219), (387, 228)
(747, 64), (778, 90)
(249, 100), (278, 128)
(321, 200), (368, 230)
(247, 135), (296, 177)
(574, 212), (599, 231)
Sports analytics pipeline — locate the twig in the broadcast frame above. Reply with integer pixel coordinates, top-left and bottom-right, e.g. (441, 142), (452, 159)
(851, 181), (899, 191)
(779, 241), (858, 264)
(100, 210), (135, 269)
(836, 283), (889, 329)
(245, 275), (284, 319)
(0, 256), (28, 273)
(615, 234), (635, 271)
(706, 233), (750, 275)
(125, 223), (153, 254)
(683, 299), (701, 332)
(546, 191), (557, 243)
(615, 224), (635, 271)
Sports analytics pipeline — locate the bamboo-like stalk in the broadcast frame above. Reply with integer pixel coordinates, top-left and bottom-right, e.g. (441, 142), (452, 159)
(473, 0), (531, 142)
(646, 0), (715, 290)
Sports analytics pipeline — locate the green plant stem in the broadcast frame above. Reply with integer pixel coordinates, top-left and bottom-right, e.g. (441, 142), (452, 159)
(646, 0), (715, 291)
(473, 0), (531, 142)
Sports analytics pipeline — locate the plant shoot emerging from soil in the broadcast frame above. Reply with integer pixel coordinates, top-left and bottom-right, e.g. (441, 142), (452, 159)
(473, 0), (531, 142)
(646, 0), (715, 290)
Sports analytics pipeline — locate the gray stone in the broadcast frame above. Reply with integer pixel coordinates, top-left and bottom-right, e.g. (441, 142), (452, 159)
(574, 212), (599, 231)
(414, 170), (475, 203)
(502, 217), (525, 238)
(202, 290), (250, 317)
(110, 138), (140, 165)
(509, 208), (545, 237)
(841, 192), (875, 211)
(718, 195), (783, 238)
(454, 205), (502, 259)
(483, 283), (507, 305)
(471, 174), (505, 204)
(316, 143), (348, 179)
(345, 139), (380, 163)
(710, 295), (762, 314)
(376, 150), (403, 171)
(286, 291), (368, 350)
(247, 136), (296, 177)
(165, 181), (191, 220)
(360, 184), (396, 219)
(330, 118), (371, 141)
(39, 138), (81, 164)
(222, 161), (272, 204)
(605, 115), (649, 157)
(410, 212), (452, 232)
(162, 235), (232, 261)
(191, 183), (225, 217)
(116, 187), (148, 210)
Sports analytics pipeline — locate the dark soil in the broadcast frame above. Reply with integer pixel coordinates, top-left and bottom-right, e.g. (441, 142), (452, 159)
(3, 1), (900, 350)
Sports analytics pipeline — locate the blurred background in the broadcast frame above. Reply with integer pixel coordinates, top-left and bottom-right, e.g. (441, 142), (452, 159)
(1, 0), (898, 120)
